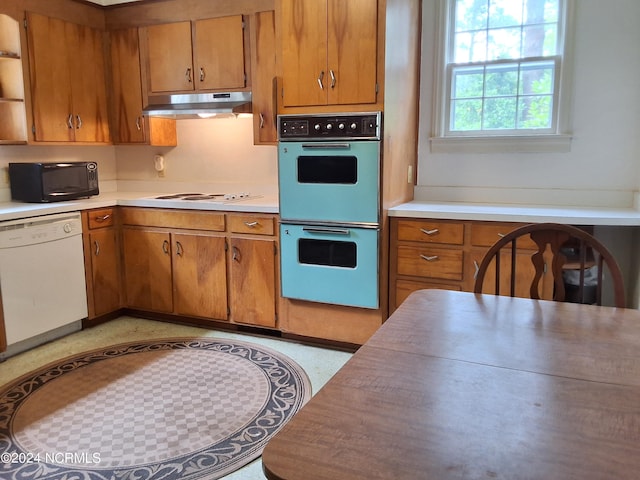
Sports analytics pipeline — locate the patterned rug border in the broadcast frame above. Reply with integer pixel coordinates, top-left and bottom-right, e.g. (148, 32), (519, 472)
(0, 337), (312, 480)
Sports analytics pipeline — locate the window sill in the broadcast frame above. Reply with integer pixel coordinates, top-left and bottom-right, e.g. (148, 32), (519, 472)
(429, 134), (572, 154)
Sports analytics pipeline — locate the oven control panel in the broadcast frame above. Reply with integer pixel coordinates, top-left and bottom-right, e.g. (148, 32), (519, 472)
(278, 112), (381, 141)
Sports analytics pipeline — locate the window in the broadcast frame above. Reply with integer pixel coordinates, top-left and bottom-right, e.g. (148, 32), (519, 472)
(440, 0), (568, 137)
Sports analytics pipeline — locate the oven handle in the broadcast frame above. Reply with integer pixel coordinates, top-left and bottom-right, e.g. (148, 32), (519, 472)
(303, 226), (351, 235)
(301, 143), (351, 149)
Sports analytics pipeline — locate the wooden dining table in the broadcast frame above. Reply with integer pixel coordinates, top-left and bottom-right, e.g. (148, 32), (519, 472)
(262, 289), (640, 480)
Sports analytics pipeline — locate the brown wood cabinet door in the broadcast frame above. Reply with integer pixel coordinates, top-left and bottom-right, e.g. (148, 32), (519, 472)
(172, 233), (228, 320)
(122, 228), (173, 312)
(26, 12), (74, 142)
(147, 21), (193, 93)
(194, 16), (245, 90)
(327, 0), (378, 105)
(88, 228), (121, 317)
(69, 22), (110, 143)
(281, 0), (328, 107)
(229, 237), (277, 328)
(250, 10), (277, 145)
(110, 28), (145, 143)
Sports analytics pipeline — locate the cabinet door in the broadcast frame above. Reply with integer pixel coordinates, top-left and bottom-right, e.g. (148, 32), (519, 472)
(327, 0), (378, 105)
(250, 10), (277, 144)
(110, 28), (145, 143)
(147, 21), (193, 93)
(172, 233), (228, 320)
(229, 237), (277, 327)
(26, 12), (74, 142)
(88, 228), (120, 317)
(69, 22), (110, 143)
(194, 16), (245, 90)
(122, 228), (173, 312)
(281, 0), (328, 107)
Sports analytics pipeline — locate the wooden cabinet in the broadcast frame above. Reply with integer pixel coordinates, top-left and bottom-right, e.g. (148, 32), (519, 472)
(120, 208), (227, 319)
(227, 214), (278, 328)
(82, 208), (121, 319)
(389, 218), (554, 312)
(26, 12), (110, 143)
(109, 28), (176, 145)
(280, 0), (378, 107)
(250, 10), (277, 145)
(0, 14), (27, 144)
(145, 15), (246, 94)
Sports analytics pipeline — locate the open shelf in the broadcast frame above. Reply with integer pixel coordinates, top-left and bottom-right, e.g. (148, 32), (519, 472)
(0, 14), (27, 144)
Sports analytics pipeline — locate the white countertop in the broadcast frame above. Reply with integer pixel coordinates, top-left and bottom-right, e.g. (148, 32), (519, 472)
(0, 192), (279, 223)
(388, 201), (640, 226)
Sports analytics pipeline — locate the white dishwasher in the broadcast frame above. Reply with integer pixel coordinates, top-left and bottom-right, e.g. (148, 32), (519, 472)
(0, 212), (87, 359)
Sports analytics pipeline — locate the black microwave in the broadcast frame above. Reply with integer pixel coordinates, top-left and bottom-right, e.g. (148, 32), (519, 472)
(9, 162), (99, 203)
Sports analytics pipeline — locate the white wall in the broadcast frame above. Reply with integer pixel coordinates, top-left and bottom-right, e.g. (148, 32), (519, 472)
(114, 115), (277, 194)
(417, 0), (640, 208)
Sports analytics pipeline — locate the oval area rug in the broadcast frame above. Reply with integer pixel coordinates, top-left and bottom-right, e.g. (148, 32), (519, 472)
(0, 337), (311, 480)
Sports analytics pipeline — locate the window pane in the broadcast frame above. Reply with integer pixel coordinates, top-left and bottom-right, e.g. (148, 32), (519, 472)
(488, 0), (523, 29)
(452, 67), (484, 98)
(483, 97), (517, 129)
(454, 31), (487, 63)
(487, 27), (522, 60)
(485, 64), (518, 96)
(455, 0), (488, 32)
(517, 95), (552, 128)
(524, 0), (559, 24)
(451, 99), (482, 130)
(519, 62), (554, 95)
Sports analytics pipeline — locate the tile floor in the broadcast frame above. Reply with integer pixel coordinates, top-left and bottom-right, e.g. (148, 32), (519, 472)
(0, 316), (353, 480)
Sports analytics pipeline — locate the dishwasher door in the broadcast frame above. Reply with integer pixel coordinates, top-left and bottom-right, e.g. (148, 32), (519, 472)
(0, 212), (87, 350)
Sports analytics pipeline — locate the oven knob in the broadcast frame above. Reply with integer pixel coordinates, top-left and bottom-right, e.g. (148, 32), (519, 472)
(326, 123), (333, 130)
(338, 123), (345, 130)
(314, 124), (321, 131)
(351, 122), (357, 130)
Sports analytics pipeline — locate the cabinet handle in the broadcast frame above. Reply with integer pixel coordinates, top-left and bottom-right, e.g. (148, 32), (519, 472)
(329, 69), (336, 89)
(199, 67), (205, 82)
(94, 240), (100, 256)
(162, 239), (170, 254)
(135, 116), (142, 131)
(76, 114), (82, 129)
(259, 113), (265, 129)
(94, 214), (111, 223)
(244, 221), (259, 228)
(474, 260), (479, 279)
(498, 233), (506, 238)
(175, 241), (183, 257)
(186, 67), (192, 83)
(420, 254), (439, 262)
(232, 246), (241, 262)
(420, 228), (439, 236)
(317, 71), (324, 90)
(67, 114), (74, 129)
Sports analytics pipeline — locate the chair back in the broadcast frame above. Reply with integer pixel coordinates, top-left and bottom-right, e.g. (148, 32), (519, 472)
(473, 223), (625, 307)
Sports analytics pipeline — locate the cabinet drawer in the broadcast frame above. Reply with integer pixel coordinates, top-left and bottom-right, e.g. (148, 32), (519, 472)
(228, 215), (275, 235)
(471, 223), (536, 249)
(120, 208), (225, 231)
(396, 220), (464, 245)
(87, 208), (115, 229)
(395, 279), (461, 310)
(397, 245), (464, 280)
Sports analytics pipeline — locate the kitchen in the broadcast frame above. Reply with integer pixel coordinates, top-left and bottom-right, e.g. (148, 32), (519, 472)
(0, 0), (639, 351)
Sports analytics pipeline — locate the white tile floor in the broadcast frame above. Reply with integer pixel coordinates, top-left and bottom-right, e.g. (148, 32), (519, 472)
(0, 316), (353, 479)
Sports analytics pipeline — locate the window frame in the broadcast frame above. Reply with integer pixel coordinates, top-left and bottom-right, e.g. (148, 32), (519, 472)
(431, 0), (575, 153)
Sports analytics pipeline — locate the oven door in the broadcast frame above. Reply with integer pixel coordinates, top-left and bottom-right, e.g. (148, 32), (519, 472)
(280, 223), (379, 309)
(278, 141), (379, 224)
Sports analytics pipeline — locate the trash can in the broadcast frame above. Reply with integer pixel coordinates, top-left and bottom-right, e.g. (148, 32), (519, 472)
(562, 266), (598, 304)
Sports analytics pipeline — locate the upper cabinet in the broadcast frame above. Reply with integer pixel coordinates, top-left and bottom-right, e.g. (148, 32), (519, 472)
(0, 14), (27, 144)
(109, 27), (176, 145)
(281, 0), (378, 107)
(26, 12), (110, 143)
(145, 15), (246, 94)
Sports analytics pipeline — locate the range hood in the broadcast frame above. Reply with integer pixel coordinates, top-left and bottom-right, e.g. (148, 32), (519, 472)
(143, 91), (252, 118)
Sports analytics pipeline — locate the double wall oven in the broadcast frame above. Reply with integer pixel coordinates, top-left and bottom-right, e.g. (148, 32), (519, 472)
(278, 112), (381, 309)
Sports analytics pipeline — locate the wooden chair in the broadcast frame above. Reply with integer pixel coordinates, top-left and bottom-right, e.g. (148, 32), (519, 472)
(473, 223), (626, 307)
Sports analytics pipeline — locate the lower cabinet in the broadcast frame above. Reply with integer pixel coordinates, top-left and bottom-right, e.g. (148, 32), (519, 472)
(82, 208), (121, 319)
(389, 218), (554, 313)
